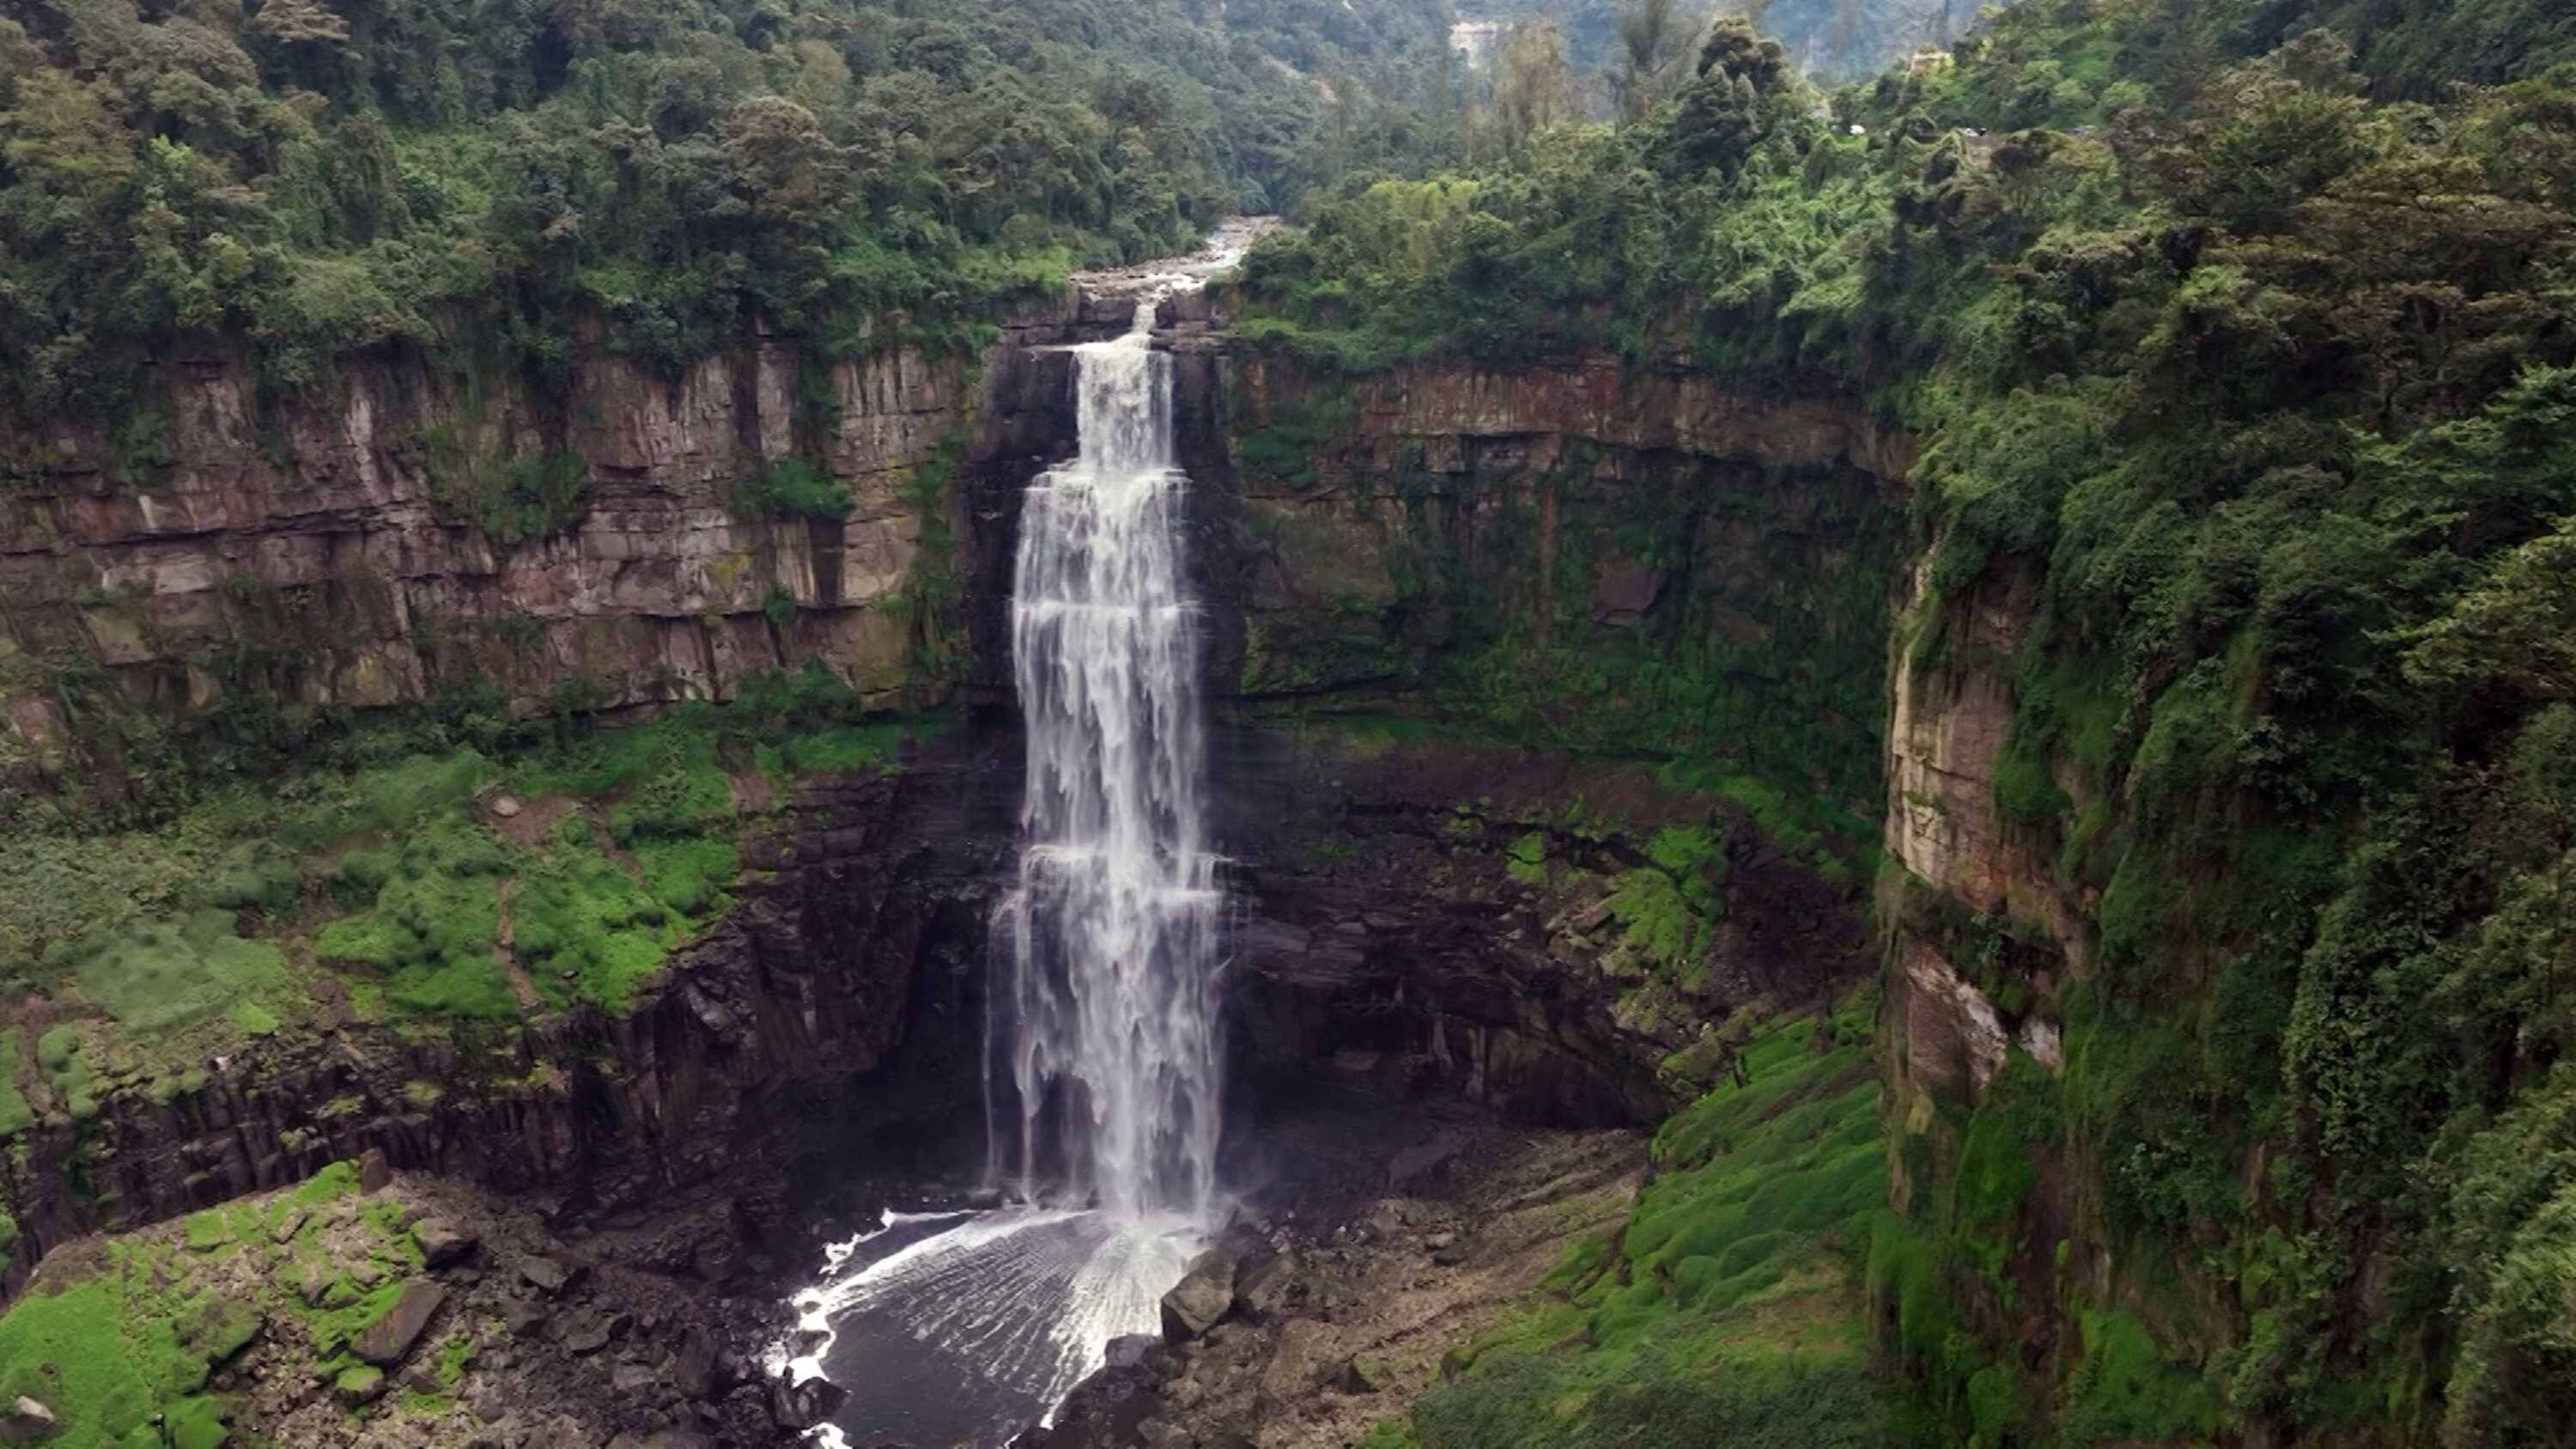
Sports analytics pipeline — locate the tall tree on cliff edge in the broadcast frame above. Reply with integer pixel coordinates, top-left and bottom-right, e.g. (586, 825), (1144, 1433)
(1492, 20), (1583, 156)
(1612, 0), (1692, 124)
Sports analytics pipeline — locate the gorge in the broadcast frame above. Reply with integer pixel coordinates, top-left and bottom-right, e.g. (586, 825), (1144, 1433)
(5, 1), (2576, 1446)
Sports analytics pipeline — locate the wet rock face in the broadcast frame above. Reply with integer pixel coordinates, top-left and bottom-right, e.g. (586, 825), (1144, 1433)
(1212, 730), (1876, 1129)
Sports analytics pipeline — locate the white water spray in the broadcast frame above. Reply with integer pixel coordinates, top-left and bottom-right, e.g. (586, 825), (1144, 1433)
(782, 226), (1266, 1446)
(988, 290), (1224, 1222)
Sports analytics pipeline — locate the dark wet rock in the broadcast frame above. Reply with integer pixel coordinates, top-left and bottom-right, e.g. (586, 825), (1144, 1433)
(767, 1376), (848, 1431)
(558, 1314), (611, 1355)
(358, 1148), (393, 1194)
(1591, 560), (1665, 624)
(1388, 1131), (1467, 1190)
(416, 1217), (480, 1269)
(353, 1280), (447, 1365)
(673, 1326), (723, 1400)
(1234, 1251), (1297, 1323)
(1158, 1250), (1237, 1342)
(1105, 1334), (1163, 1370)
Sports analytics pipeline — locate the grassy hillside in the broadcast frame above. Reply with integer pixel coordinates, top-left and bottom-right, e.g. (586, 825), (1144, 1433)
(1365, 993), (1886, 1448)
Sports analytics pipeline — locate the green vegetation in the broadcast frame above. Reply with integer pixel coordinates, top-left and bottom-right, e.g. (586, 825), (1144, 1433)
(1394, 995), (1884, 1447)
(0, 0), (1474, 434)
(0, 1158), (457, 1447)
(1227, 0), (2576, 1440)
(48, 915), (290, 1038)
(0, 1246), (248, 1447)
(734, 460), (855, 521)
(0, 701), (941, 1137)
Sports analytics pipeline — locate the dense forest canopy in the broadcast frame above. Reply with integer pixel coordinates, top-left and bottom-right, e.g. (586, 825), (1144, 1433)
(0, 0), (1464, 425)
(1228, 0), (2576, 1443)
(1467, 0), (1971, 81)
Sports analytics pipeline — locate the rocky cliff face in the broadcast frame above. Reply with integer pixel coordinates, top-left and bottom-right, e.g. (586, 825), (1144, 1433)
(1881, 555), (2080, 1127)
(0, 282), (1903, 1331)
(1196, 344), (1904, 1129)
(0, 305), (1107, 771)
(1206, 351), (1909, 827)
(1218, 728), (1875, 1128)
(0, 742), (1021, 1302)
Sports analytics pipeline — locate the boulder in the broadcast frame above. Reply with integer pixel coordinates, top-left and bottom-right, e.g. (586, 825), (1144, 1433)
(353, 1281), (447, 1366)
(358, 1148), (393, 1194)
(517, 1255), (575, 1295)
(769, 1376), (848, 1431)
(334, 1365), (388, 1406)
(556, 1315), (611, 1355)
(415, 1218), (480, 1269)
(1234, 1252), (1297, 1323)
(1335, 1356), (1384, 1395)
(1104, 1334), (1162, 1371)
(672, 1326), (723, 1400)
(0, 1398), (56, 1445)
(1157, 1250), (1237, 1342)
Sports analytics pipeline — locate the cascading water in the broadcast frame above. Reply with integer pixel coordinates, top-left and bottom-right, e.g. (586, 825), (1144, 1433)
(991, 291), (1224, 1223)
(781, 225), (1264, 1449)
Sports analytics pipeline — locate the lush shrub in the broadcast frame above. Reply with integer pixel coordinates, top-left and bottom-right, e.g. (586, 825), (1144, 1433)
(735, 460), (855, 521)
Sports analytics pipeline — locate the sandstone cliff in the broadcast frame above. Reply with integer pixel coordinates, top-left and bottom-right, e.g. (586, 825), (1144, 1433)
(0, 306), (1101, 771)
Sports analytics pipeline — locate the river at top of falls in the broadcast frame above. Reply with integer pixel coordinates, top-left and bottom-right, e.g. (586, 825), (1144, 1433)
(783, 224), (1256, 1449)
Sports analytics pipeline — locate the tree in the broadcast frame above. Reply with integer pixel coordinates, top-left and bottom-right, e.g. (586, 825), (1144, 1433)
(1613, 0), (1686, 125)
(248, 0), (348, 47)
(1661, 15), (1792, 177)
(1492, 21), (1578, 156)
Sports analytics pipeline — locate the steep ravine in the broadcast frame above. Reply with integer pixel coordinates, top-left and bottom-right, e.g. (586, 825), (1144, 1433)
(0, 272), (1902, 1447)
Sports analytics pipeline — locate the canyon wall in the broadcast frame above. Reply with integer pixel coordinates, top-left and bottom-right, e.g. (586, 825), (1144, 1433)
(0, 293), (1904, 1330)
(1198, 345), (1905, 1133)
(0, 747), (1020, 1300)
(0, 303), (1109, 773)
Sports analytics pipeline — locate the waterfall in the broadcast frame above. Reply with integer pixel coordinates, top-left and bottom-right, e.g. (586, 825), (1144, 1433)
(783, 227), (1269, 1448)
(991, 295), (1224, 1223)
